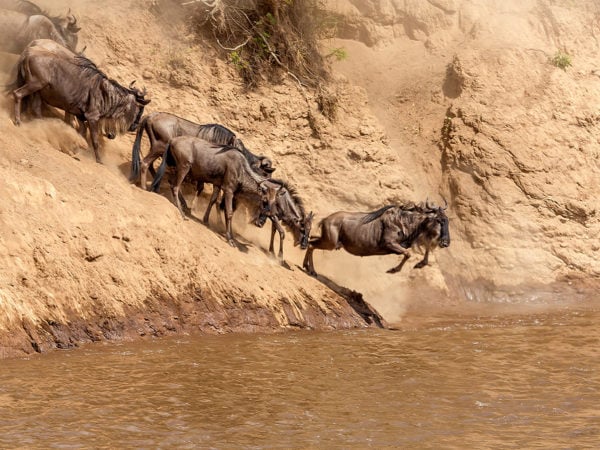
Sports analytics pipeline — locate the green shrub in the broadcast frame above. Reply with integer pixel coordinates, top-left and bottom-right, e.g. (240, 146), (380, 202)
(327, 47), (347, 61)
(190, 0), (336, 87)
(550, 51), (572, 70)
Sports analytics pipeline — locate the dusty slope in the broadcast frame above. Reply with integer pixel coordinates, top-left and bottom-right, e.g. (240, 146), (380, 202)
(0, 0), (390, 357)
(1, 0), (600, 356)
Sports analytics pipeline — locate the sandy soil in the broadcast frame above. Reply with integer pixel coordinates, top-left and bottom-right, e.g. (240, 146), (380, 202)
(1, 0), (600, 356)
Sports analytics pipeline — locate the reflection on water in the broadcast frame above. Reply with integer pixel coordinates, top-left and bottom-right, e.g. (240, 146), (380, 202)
(1, 309), (599, 448)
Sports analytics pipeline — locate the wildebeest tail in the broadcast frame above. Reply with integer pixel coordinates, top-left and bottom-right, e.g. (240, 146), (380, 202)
(150, 143), (170, 193)
(130, 115), (148, 180)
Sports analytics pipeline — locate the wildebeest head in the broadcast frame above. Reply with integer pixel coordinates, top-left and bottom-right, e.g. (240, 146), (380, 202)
(425, 199), (450, 248)
(126, 81), (151, 132)
(60, 12), (80, 51)
(296, 211), (314, 250)
(47, 10), (80, 51)
(255, 180), (281, 227)
(267, 182), (312, 249)
(234, 137), (276, 178)
(257, 156), (275, 177)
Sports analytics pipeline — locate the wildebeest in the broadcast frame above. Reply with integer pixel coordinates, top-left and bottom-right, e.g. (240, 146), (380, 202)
(12, 48), (150, 163)
(14, 39), (116, 140)
(212, 178), (314, 262)
(256, 180), (314, 261)
(302, 201), (450, 276)
(0, 8), (79, 54)
(151, 135), (282, 247)
(130, 111), (275, 189)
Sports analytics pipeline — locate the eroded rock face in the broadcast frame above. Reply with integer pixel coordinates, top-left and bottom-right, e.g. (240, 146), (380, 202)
(327, 0), (600, 295)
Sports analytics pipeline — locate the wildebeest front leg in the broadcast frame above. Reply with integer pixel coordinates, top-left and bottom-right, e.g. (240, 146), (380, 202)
(203, 186), (221, 224)
(413, 248), (430, 269)
(171, 163), (191, 218)
(223, 190), (236, 246)
(188, 180), (204, 213)
(302, 224), (340, 276)
(269, 218), (285, 262)
(302, 238), (331, 276)
(86, 119), (102, 163)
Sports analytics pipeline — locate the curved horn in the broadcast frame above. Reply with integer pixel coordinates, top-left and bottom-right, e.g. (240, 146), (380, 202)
(129, 80), (137, 89)
(425, 197), (435, 210)
(441, 196), (448, 210)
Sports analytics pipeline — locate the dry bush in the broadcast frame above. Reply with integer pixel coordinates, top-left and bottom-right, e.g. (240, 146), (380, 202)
(187, 0), (332, 87)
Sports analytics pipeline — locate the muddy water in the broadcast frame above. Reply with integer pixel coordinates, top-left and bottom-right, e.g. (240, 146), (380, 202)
(1, 310), (599, 448)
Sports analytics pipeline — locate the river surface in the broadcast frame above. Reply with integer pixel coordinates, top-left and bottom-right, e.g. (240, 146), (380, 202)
(1, 309), (599, 448)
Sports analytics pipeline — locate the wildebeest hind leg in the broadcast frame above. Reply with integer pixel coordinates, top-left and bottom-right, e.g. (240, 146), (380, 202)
(86, 119), (102, 163)
(188, 180), (204, 213)
(302, 247), (317, 276)
(413, 248), (430, 269)
(172, 164), (191, 218)
(222, 190), (236, 247)
(269, 218), (285, 262)
(13, 81), (45, 125)
(387, 253), (410, 274)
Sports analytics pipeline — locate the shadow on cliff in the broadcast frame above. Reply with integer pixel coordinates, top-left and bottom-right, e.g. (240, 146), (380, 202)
(307, 270), (389, 329)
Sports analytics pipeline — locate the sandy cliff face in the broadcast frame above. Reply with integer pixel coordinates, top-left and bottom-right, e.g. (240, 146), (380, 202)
(1, 0), (599, 356)
(327, 0), (600, 299)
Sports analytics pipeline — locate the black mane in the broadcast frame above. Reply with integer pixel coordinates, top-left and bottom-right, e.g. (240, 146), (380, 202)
(197, 123), (236, 146)
(74, 55), (139, 97)
(362, 205), (397, 224)
(270, 178), (306, 215)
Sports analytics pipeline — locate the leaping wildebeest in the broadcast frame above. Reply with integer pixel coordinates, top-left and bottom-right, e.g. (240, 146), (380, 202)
(11, 48), (150, 163)
(0, 7), (80, 54)
(303, 202), (450, 276)
(150, 135), (283, 247)
(130, 111), (275, 189)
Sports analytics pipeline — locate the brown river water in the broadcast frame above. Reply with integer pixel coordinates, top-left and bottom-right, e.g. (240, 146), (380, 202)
(1, 309), (599, 448)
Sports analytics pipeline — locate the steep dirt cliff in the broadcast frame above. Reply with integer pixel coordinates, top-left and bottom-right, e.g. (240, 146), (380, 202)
(1, 0), (599, 357)
(327, 0), (600, 301)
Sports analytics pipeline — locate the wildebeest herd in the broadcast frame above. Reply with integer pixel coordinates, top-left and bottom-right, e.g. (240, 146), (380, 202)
(3, 0), (451, 278)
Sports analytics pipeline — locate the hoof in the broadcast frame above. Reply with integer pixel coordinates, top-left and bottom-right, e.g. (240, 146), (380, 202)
(304, 267), (317, 277)
(413, 262), (427, 269)
(386, 268), (400, 274)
